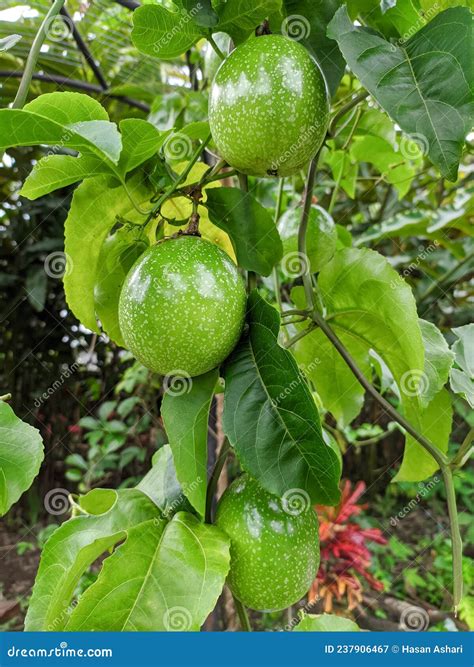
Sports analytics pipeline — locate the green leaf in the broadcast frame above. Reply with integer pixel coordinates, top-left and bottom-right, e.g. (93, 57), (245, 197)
(328, 6), (473, 180)
(117, 119), (168, 176)
(449, 324), (474, 407)
(350, 135), (418, 199)
(205, 187), (283, 275)
(418, 319), (454, 408)
(25, 488), (160, 630)
(137, 445), (190, 518)
(63, 175), (151, 333)
(322, 148), (358, 198)
(94, 226), (149, 346)
(278, 205), (337, 275)
(66, 512), (230, 631)
(294, 612), (360, 631)
(180, 0), (219, 28)
(396, 388), (453, 481)
(162, 370), (218, 517)
(0, 93), (122, 165)
(0, 401), (44, 517)
(216, 0), (283, 44)
(223, 291), (341, 505)
(276, 1), (345, 95)
(291, 287), (372, 426)
(20, 154), (106, 200)
(131, 5), (203, 59)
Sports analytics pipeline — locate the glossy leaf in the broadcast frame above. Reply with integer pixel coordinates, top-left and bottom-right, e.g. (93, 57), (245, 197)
(66, 512), (230, 631)
(132, 5), (203, 59)
(64, 175), (151, 333)
(328, 6), (473, 180)
(117, 119), (168, 176)
(419, 319), (454, 408)
(0, 34), (21, 51)
(223, 291), (341, 505)
(180, 0), (219, 28)
(161, 369), (218, 517)
(449, 324), (474, 407)
(25, 489), (160, 630)
(205, 187), (283, 275)
(0, 401), (44, 517)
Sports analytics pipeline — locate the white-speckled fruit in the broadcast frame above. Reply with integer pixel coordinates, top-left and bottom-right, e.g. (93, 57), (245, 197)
(118, 236), (246, 377)
(209, 35), (329, 178)
(216, 474), (320, 612)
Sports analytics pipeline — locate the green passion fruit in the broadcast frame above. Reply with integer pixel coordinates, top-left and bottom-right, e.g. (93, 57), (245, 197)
(216, 474), (320, 611)
(118, 236), (246, 377)
(209, 35), (329, 178)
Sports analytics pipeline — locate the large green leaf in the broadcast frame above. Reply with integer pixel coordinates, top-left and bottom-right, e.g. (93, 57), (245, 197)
(294, 612), (360, 631)
(131, 4), (204, 59)
(449, 324), (474, 407)
(276, 0), (345, 95)
(0, 92), (122, 165)
(25, 489), (160, 631)
(418, 319), (454, 409)
(328, 6), (473, 180)
(0, 401), (44, 516)
(223, 291), (341, 505)
(205, 187), (283, 275)
(161, 369), (218, 517)
(216, 0), (282, 44)
(63, 175), (151, 333)
(66, 512), (230, 631)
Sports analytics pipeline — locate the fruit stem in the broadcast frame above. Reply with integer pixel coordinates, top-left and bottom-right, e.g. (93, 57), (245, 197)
(205, 438), (231, 523)
(328, 90), (369, 137)
(12, 0), (66, 109)
(208, 35), (226, 61)
(237, 172), (258, 292)
(233, 594), (252, 631)
(272, 178), (285, 315)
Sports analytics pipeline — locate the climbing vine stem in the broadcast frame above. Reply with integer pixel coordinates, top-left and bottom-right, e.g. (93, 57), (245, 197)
(296, 137), (463, 608)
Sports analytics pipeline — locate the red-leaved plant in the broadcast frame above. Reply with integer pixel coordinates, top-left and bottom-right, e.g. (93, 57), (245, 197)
(309, 480), (387, 612)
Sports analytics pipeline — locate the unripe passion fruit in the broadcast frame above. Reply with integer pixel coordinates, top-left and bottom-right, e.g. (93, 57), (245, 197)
(209, 35), (329, 178)
(118, 236), (246, 377)
(216, 474), (319, 611)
